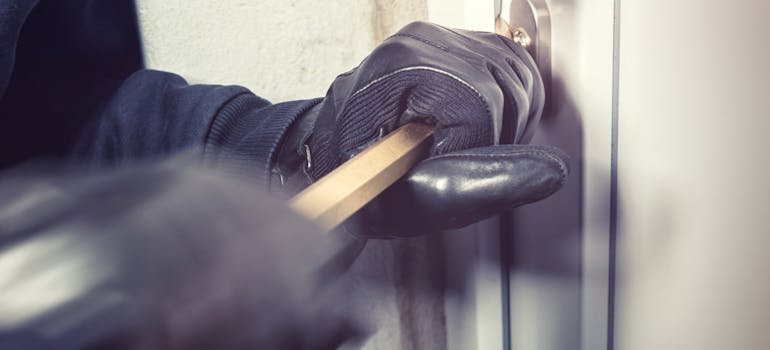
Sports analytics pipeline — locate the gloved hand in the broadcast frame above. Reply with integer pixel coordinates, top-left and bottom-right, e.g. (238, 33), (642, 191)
(273, 21), (569, 236)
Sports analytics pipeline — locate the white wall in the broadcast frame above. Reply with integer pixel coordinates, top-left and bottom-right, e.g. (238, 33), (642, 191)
(136, 0), (426, 102)
(615, 0), (770, 349)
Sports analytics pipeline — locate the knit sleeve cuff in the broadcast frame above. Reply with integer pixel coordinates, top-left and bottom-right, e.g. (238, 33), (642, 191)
(203, 94), (323, 188)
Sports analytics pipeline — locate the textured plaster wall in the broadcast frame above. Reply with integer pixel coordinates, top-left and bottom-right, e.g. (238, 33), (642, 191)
(135, 1), (437, 349)
(136, 0), (427, 102)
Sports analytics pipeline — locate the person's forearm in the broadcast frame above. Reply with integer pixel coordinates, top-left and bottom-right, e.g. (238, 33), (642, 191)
(70, 69), (320, 187)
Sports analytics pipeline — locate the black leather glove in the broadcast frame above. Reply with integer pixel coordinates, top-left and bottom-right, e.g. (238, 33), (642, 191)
(273, 21), (569, 236)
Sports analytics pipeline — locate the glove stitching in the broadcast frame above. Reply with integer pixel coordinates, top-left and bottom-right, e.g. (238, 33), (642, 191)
(349, 66), (477, 101)
(391, 33), (449, 51)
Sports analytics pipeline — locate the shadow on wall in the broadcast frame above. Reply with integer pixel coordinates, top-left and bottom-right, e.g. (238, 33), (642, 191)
(506, 75), (587, 347)
(509, 77), (585, 276)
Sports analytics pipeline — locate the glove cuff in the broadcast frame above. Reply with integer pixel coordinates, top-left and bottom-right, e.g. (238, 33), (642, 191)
(270, 100), (325, 194)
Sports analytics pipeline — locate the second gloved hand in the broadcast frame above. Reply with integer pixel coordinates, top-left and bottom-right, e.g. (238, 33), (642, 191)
(273, 21), (569, 236)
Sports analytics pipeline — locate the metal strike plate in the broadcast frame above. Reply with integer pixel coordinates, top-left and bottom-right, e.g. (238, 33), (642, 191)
(496, 0), (551, 101)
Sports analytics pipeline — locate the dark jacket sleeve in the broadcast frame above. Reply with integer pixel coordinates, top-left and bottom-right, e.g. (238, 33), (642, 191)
(0, 0), (144, 168)
(72, 69), (322, 187)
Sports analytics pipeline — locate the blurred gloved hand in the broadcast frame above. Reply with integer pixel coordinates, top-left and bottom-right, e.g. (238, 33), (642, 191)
(0, 161), (365, 350)
(274, 21), (569, 236)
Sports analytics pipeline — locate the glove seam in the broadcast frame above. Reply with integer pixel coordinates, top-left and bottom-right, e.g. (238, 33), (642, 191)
(391, 33), (449, 51)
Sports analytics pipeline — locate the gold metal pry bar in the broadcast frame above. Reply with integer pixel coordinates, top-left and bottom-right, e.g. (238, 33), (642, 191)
(289, 123), (435, 231)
